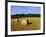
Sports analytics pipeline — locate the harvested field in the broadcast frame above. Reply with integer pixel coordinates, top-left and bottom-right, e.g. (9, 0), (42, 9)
(11, 17), (41, 31)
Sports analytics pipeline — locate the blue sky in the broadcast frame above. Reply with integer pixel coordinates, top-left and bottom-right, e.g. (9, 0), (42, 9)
(11, 6), (41, 15)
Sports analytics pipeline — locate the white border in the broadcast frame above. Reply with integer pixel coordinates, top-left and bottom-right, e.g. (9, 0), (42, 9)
(8, 2), (43, 35)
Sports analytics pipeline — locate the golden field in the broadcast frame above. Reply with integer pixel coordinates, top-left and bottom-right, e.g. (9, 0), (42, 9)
(11, 17), (41, 31)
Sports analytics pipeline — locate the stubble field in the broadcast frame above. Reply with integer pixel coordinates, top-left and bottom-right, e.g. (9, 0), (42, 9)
(11, 17), (40, 31)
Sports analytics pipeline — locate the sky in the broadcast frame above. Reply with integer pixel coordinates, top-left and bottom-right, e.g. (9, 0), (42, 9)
(11, 6), (41, 15)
